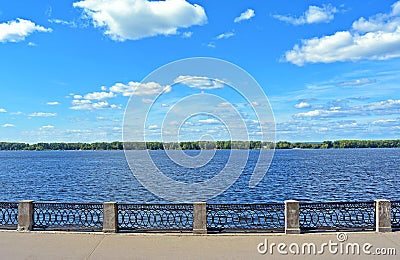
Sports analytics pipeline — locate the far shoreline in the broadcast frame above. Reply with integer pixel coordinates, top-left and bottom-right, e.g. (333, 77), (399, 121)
(1, 139), (400, 150)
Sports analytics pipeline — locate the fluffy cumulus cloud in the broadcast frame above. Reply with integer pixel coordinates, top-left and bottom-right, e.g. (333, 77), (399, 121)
(69, 81), (170, 110)
(73, 0), (207, 41)
(0, 18), (52, 43)
(285, 1), (400, 65)
(70, 99), (120, 110)
(77, 100), (117, 110)
(109, 81), (171, 96)
(2, 123), (14, 128)
(84, 91), (115, 100)
(274, 4), (337, 25)
(174, 75), (224, 89)
(294, 99), (400, 119)
(234, 9), (255, 23)
(294, 101), (311, 108)
(0, 108), (7, 113)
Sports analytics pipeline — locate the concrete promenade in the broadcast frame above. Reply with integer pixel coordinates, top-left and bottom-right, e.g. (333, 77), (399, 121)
(0, 230), (399, 259)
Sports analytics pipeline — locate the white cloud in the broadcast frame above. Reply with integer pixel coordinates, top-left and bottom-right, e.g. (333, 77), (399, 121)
(84, 91), (115, 100)
(234, 9), (255, 23)
(182, 31), (193, 38)
(0, 18), (52, 43)
(294, 99), (400, 119)
(162, 103), (170, 107)
(216, 31), (234, 40)
(29, 112), (57, 117)
(73, 94), (83, 99)
(207, 42), (215, 48)
(366, 99), (400, 111)
(217, 102), (230, 107)
(70, 99), (120, 110)
(2, 123), (14, 127)
(174, 75), (224, 89)
(148, 124), (158, 130)
(46, 101), (60, 105)
(101, 86), (107, 91)
(372, 119), (398, 125)
(93, 101), (114, 109)
(0, 108), (6, 113)
(198, 118), (219, 124)
(73, 0), (207, 41)
(48, 19), (77, 27)
(109, 81), (171, 96)
(284, 1), (400, 65)
(295, 102), (311, 108)
(273, 5), (337, 25)
(27, 42), (37, 47)
(40, 125), (55, 130)
(66, 129), (91, 133)
(337, 78), (376, 87)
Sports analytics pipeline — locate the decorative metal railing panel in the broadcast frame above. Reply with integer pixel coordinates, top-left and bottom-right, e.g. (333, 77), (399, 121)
(299, 202), (375, 231)
(118, 204), (193, 232)
(0, 202), (18, 229)
(391, 201), (400, 229)
(207, 204), (285, 232)
(33, 202), (103, 231)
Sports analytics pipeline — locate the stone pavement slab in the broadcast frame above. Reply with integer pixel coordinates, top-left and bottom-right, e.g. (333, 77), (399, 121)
(0, 230), (399, 259)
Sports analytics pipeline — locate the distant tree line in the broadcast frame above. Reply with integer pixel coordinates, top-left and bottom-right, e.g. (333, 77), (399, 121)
(1, 139), (400, 151)
(0, 142), (123, 151)
(275, 140), (400, 149)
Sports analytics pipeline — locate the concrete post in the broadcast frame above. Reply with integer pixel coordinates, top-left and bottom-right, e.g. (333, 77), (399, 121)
(17, 200), (34, 231)
(193, 202), (207, 234)
(103, 202), (118, 233)
(285, 200), (300, 234)
(375, 199), (392, 232)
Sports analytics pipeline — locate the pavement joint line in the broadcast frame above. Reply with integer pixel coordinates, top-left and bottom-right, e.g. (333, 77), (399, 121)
(86, 234), (105, 260)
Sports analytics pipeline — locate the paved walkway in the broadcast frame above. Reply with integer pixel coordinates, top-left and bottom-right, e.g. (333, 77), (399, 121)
(0, 230), (399, 259)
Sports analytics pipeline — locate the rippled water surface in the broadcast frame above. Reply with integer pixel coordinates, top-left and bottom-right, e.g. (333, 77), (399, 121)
(0, 149), (399, 203)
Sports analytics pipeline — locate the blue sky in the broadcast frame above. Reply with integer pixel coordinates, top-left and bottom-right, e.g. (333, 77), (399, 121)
(1, 0), (400, 143)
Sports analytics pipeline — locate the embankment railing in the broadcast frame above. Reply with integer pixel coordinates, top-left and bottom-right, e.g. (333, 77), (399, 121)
(0, 200), (398, 234)
(207, 204), (285, 232)
(299, 201), (376, 232)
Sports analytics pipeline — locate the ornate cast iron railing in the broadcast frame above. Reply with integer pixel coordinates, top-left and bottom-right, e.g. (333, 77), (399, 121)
(2, 200), (400, 232)
(207, 204), (285, 232)
(299, 201), (375, 231)
(33, 202), (103, 231)
(391, 201), (400, 229)
(0, 202), (18, 229)
(118, 204), (193, 232)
